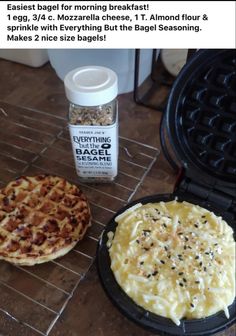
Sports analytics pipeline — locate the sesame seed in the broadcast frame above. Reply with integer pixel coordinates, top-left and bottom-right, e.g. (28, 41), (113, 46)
(163, 223), (167, 228)
(152, 271), (158, 276)
(195, 281), (200, 284)
(171, 266), (176, 270)
(179, 282), (184, 287)
(190, 303), (194, 308)
(195, 256), (199, 260)
(194, 224), (199, 228)
(183, 278), (187, 283)
(185, 237), (189, 242)
(178, 272), (184, 276)
(143, 230), (151, 237)
(164, 246), (168, 251)
(204, 267), (207, 271)
(199, 262), (203, 266)
(184, 246), (187, 250)
(140, 261), (144, 265)
(147, 274), (151, 278)
(160, 260), (165, 264)
(136, 240), (140, 244)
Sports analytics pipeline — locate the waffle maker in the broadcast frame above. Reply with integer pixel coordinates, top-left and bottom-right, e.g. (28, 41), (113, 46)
(97, 49), (236, 335)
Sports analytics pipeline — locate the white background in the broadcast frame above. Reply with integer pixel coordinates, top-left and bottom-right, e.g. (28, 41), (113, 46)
(0, 1), (235, 48)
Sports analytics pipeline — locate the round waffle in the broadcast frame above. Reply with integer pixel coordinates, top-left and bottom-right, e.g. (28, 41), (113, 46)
(0, 175), (91, 265)
(107, 200), (235, 326)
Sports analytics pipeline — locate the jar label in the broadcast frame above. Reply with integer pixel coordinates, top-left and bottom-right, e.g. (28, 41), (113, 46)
(69, 121), (118, 179)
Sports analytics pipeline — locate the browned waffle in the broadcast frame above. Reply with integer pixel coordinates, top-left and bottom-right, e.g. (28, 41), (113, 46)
(0, 175), (91, 265)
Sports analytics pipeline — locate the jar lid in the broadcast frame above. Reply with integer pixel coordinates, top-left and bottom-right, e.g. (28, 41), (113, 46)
(64, 66), (118, 106)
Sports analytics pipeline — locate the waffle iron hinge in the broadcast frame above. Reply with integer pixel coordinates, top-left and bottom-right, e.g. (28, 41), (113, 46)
(177, 178), (234, 212)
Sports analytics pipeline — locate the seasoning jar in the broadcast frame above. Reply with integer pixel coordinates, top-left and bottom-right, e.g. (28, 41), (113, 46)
(64, 66), (118, 183)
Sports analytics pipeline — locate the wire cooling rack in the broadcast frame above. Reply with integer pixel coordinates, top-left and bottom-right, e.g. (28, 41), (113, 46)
(0, 101), (160, 335)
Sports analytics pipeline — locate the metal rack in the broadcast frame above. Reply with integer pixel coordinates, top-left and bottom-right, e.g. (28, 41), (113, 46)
(0, 102), (160, 335)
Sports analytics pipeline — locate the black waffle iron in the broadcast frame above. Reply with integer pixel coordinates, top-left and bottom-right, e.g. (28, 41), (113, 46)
(97, 49), (236, 335)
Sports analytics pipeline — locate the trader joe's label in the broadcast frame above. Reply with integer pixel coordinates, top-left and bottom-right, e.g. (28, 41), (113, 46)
(69, 122), (118, 178)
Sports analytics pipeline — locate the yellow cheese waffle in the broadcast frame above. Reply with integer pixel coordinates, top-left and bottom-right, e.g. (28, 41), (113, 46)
(107, 200), (235, 325)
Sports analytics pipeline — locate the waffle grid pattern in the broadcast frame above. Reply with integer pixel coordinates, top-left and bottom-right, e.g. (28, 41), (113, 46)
(180, 53), (236, 180)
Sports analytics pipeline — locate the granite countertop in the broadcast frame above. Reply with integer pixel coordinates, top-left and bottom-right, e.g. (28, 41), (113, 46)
(0, 58), (234, 336)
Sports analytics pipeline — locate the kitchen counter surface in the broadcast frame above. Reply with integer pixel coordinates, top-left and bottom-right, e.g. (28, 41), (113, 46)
(0, 59), (234, 336)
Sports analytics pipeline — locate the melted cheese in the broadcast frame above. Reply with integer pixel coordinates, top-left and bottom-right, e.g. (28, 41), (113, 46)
(108, 201), (235, 325)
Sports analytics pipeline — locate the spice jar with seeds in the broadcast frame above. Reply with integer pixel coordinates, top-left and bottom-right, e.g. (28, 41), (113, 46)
(64, 66), (118, 183)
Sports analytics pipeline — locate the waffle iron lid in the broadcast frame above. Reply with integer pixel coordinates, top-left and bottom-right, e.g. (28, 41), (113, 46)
(166, 49), (236, 186)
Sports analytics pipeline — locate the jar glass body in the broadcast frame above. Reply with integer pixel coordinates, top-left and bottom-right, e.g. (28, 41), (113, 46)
(69, 100), (117, 126)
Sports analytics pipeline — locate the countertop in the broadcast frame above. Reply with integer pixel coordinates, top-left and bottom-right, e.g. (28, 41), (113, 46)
(0, 58), (234, 336)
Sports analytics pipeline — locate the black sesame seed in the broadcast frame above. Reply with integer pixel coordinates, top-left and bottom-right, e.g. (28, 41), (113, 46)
(203, 220), (207, 224)
(171, 266), (176, 270)
(204, 267), (207, 271)
(152, 271), (158, 276)
(140, 261), (144, 265)
(150, 243), (154, 247)
(205, 252), (209, 255)
(136, 240), (140, 244)
(178, 272), (184, 276)
(143, 230), (151, 237)
(178, 232), (183, 236)
(167, 254), (171, 259)
(184, 246), (187, 250)
(195, 281), (200, 284)
(163, 223), (167, 228)
(195, 256), (199, 260)
(199, 262), (203, 266)
(164, 246), (168, 251)
(178, 254), (183, 260)
(147, 274), (151, 278)
(184, 237), (189, 242)
(143, 247), (149, 251)
(179, 282), (184, 287)
(188, 246), (192, 249)
(194, 224), (199, 228)
(183, 278), (187, 283)
(160, 260), (165, 264)
(190, 303), (194, 308)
